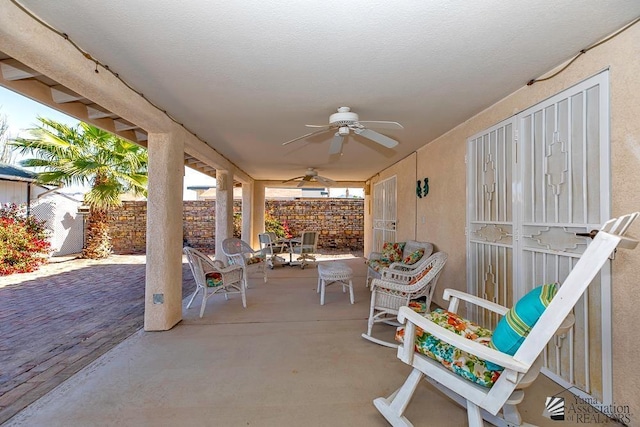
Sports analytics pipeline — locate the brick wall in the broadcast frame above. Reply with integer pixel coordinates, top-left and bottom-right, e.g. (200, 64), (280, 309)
(108, 199), (364, 254)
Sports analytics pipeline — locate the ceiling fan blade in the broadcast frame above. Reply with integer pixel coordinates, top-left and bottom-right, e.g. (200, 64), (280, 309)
(357, 120), (404, 130)
(282, 175), (304, 184)
(297, 180), (306, 188)
(329, 134), (344, 155)
(282, 128), (331, 146)
(315, 175), (335, 186)
(305, 124), (332, 128)
(356, 128), (399, 149)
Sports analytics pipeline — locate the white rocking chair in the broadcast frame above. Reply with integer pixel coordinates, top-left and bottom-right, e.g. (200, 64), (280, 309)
(374, 212), (638, 427)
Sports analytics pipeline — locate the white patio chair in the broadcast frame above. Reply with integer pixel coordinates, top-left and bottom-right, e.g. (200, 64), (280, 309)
(221, 237), (267, 289)
(373, 212), (638, 427)
(362, 251), (448, 347)
(291, 230), (319, 269)
(258, 232), (288, 269)
(183, 247), (245, 317)
(366, 240), (434, 287)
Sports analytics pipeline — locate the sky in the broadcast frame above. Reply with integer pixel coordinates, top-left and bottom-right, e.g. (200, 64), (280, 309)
(0, 86), (360, 199)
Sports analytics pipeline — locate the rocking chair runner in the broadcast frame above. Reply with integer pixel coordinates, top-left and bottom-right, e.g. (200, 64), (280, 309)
(374, 212), (639, 427)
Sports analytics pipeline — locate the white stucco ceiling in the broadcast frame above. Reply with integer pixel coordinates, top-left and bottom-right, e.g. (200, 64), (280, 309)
(15, 0), (640, 183)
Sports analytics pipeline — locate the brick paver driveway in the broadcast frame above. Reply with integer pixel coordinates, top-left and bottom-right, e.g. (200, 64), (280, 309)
(0, 255), (196, 425)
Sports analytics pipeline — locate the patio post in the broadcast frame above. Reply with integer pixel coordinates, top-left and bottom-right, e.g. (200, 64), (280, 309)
(251, 181), (267, 249)
(144, 131), (184, 331)
(241, 181), (254, 245)
(215, 169), (234, 262)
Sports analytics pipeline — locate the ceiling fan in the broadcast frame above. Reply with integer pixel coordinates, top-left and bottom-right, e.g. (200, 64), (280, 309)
(282, 106), (404, 154)
(282, 168), (336, 188)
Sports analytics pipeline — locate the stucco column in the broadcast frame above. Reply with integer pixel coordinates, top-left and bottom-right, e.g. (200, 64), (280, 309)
(215, 170), (234, 261)
(363, 182), (373, 257)
(251, 181), (267, 249)
(241, 181), (254, 244)
(144, 132), (184, 331)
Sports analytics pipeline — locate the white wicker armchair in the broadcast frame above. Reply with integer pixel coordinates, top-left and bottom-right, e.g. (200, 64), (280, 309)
(366, 240), (434, 286)
(183, 247), (245, 318)
(362, 251), (448, 347)
(221, 238), (267, 289)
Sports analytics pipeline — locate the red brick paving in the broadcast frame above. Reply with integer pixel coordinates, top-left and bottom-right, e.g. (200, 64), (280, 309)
(0, 255), (196, 425)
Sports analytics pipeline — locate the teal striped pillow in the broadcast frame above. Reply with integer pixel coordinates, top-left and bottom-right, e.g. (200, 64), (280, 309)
(487, 283), (558, 370)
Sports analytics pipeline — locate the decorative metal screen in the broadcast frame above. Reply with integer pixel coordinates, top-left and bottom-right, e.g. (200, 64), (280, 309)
(467, 71), (612, 404)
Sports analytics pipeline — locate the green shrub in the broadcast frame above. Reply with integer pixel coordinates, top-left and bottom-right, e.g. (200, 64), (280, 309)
(231, 207), (286, 238)
(0, 203), (51, 275)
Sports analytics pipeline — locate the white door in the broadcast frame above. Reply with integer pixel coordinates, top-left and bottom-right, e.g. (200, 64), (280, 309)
(372, 176), (397, 251)
(467, 71), (612, 404)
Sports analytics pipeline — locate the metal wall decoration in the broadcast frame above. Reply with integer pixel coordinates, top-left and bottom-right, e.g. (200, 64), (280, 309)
(416, 178), (429, 198)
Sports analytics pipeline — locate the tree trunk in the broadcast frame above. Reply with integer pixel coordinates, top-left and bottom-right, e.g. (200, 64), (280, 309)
(82, 208), (111, 259)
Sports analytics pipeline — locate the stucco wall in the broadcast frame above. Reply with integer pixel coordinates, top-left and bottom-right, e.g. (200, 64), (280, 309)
(370, 24), (640, 416)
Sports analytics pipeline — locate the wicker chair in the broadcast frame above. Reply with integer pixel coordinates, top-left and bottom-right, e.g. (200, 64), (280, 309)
(366, 240), (434, 287)
(221, 238), (267, 289)
(183, 247), (245, 317)
(362, 251), (448, 347)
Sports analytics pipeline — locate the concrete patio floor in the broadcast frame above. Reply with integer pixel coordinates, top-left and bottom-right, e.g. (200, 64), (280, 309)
(1, 254), (620, 426)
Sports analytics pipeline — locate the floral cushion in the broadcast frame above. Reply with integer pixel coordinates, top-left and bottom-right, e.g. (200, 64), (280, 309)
(367, 259), (390, 271)
(408, 265), (432, 285)
(403, 248), (425, 265)
(381, 242), (406, 264)
(205, 272), (223, 287)
(246, 255), (264, 265)
(408, 300), (428, 313)
(367, 259), (388, 272)
(396, 309), (502, 388)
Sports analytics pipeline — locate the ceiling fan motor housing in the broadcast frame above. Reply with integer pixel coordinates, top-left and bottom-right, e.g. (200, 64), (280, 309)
(329, 107), (359, 127)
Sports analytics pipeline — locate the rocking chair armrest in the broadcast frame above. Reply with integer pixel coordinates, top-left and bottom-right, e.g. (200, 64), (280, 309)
(397, 306), (529, 374)
(371, 277), (427, 293)
(387, 261), (415, 271)
(379, 268), (413, 283)
(442, 288), (509, 316)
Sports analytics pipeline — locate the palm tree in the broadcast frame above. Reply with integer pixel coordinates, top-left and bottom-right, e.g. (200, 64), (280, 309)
(11, 117), (148, 259)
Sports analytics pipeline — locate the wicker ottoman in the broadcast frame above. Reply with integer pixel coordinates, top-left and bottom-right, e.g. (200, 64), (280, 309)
(317, 262), (354, 305)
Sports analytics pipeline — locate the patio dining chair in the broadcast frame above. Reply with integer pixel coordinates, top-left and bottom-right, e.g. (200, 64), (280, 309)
(258, 232), (289, 269)
(183, 247), (245, 317)
(373, 212), (638, 427)
(291, 230), (319, 269)
(221, 237), (267, 289)
(362, 251), (448, 347)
